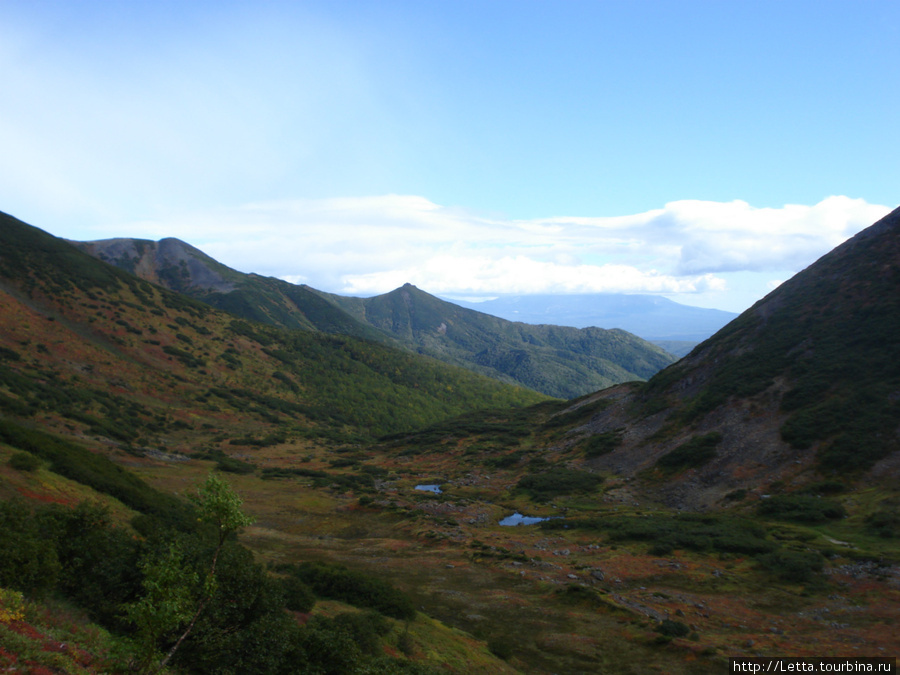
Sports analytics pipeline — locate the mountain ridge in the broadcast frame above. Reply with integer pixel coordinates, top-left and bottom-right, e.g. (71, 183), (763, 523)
(450, 293), (738, 345)
(74, 239), (677, 399)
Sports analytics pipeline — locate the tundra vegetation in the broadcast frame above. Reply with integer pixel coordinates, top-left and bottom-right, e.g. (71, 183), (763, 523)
(1, 209), (900, 672)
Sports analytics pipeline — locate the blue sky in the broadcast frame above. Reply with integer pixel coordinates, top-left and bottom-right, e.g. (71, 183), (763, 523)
(2, 0), (897, 311)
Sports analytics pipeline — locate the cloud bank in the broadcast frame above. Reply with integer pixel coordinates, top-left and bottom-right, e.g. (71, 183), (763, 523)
(106, 195), (890, 309)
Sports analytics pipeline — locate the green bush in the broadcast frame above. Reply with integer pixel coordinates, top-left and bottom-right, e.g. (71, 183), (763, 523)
(8, 451), (40, 472)
(297, 617), (364, 675)
(216, 456), (256, 474)
(44, 501), (143, 630)
(0, 346), (21, 361)
(282, 575), (316, 612)
(544, 513), (775, 556)
(329, 611), (391, 656)
(0, 500), (60, 596)
(756, 494), (846, 523)
(289, 561), (416, 621)
(483, 451), (525, 468)
(757, 549), (824, 583)
(488, 637), (514, 660)
(0, 419), (194, 531)
(581, 431), (622, 458)
(866, 508), (900, 538)
(656, 432), (722, 473)
(801, 481), (846, 495)
(649, 541), (674, 556)
(516, 467), (604, 502)
(656, 619), (690, 638)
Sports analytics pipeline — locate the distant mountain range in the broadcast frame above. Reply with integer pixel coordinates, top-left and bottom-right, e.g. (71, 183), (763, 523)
(74, 238), (677, 399)
(451, 294), (737, 355)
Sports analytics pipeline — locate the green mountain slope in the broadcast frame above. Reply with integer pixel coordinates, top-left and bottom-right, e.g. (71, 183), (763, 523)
(544, 205), (900, 508)
(74, 237), (387, 341)
(0, 211), (546, 447)
(75, 238), (676, 399)
(315, 283), (676, 399)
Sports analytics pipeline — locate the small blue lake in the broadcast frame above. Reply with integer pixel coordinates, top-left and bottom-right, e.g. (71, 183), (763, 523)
(414, 484), (442, 494)
(499, 512), (554, 526)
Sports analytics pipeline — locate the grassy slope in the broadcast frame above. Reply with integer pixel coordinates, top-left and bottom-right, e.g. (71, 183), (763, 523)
(0, 438), (519, 675)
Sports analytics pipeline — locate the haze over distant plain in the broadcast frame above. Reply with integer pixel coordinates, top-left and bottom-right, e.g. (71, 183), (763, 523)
(2, 1), (897, 313)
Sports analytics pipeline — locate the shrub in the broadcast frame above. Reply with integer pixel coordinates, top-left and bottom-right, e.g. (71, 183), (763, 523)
(757, 549), (824, 583)
(8, 451), (40, 472)
(516, 467), (603, 502)
(656, 432), (722, 473)
(44, 501), (143, 629)
(656, 619), (690, 638)
(0, 588), (25, 623)
(290, 561), (416, 621)
(649, 541), (674, 556)
(544, 513), (775, 556)
(756, 494), (846, 523)
(282, 576), (316, 613)
(801, 481), (846, 495)
(297, 616), (364, 675)
(866, 508), (900, 538)
(0, 419), (194, 531)
(483, 451), (524, 469)
(0, 500), (60, 596)
(488, 637), (514, 660)
(582, 431), (622, 458)
(329, 611), (391, 656)
(216, 456), (256, 474)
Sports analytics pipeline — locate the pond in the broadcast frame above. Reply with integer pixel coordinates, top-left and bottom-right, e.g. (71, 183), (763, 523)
(499, 512), (555, 526)
(414, 484), (443, 494)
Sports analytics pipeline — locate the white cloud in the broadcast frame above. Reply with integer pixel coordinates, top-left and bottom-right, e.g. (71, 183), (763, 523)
(543, 196), (889, 275)
(340, 257), (725, 296)
(99, 194), (891, 307)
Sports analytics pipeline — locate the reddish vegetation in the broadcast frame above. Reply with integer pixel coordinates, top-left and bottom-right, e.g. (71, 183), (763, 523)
(15, 488), (76, 505)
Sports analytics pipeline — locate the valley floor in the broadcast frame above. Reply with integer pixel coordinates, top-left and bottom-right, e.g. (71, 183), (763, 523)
(119, 440), (900, 675)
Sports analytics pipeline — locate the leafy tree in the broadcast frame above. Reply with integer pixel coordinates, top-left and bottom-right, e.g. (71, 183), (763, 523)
(173, 543), (298, 674)
(0, 499), (60, 596)
(46, 501), (143, 629)
(157, 473), (254, 671)
(126, 543), (199, 673)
